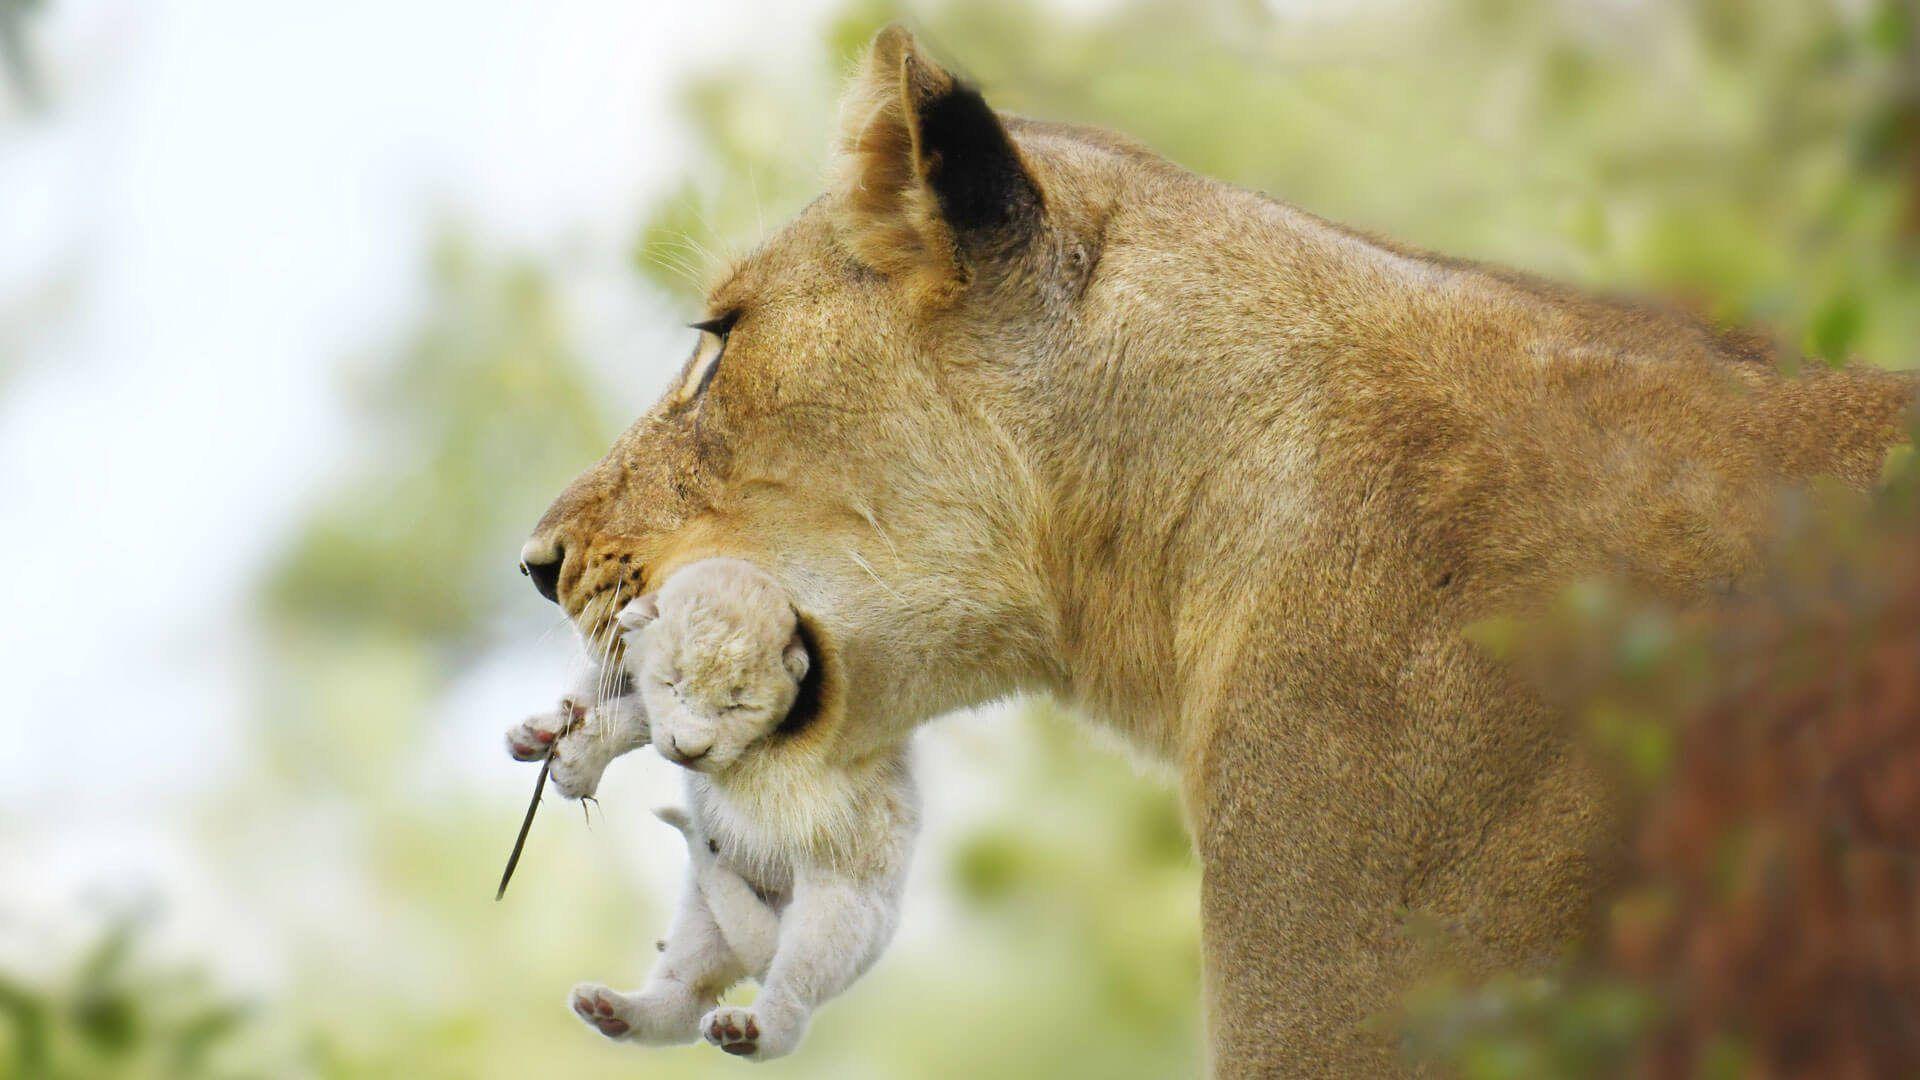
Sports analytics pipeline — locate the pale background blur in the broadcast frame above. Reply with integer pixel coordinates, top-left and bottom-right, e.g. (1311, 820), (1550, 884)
(1, 0), (1914, 1076)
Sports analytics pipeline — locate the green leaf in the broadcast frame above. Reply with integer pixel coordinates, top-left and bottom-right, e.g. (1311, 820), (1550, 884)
(1807, 292), (1866, 367)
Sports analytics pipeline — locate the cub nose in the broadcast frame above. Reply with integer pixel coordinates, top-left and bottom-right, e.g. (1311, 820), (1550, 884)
(665, 733), (712, 767)
(520, 537), (563, 604)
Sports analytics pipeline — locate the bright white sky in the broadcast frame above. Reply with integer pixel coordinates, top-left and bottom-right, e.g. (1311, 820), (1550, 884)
(0, 0), (854, 781)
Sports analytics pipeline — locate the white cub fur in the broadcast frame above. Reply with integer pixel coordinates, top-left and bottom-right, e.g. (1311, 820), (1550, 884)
(566, 557), (921, 1061)
(652, 805), (781, 973)
(622, 558), (810, 774)
(570, 758), (919, 1061)
(503, 663), (649, 799)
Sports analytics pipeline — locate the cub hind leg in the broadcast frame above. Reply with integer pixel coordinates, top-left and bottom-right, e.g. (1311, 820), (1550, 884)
(571, 875), (745, 1044)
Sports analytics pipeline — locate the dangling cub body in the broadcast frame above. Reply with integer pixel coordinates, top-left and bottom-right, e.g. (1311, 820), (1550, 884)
(572, 772), (915, 1062)
(563, 559), (919, 1061)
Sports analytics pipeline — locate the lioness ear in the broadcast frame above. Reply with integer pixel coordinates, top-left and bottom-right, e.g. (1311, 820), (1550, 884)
(833, 25), (1043, 301)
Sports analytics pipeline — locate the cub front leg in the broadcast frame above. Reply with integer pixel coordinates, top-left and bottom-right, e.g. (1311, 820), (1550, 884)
(701, 871), (900, 1061)
(547, 692), (649, 799)
(503, 688), (589, 762)
(502, 666), (651, 799)
(572, 865), (746, 1045)
(544, 592), (662, 796)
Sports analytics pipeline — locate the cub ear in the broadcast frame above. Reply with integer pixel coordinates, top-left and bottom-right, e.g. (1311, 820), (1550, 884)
(832, 24), (1043, 301)
(781, 633), (810, 683)
(617, 593), (659, 631)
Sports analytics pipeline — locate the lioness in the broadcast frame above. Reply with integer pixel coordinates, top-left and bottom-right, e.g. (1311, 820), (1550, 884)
(514, 26), (1915, 1075)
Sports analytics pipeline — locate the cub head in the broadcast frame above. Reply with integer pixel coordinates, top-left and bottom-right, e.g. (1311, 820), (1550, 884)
(522, 26), (1155, 759)
(621, 558), (809, 773)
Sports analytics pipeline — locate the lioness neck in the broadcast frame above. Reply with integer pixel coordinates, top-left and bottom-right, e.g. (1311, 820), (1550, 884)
(1003, 182), (1389, 756)
(992, 163), (1915, 762)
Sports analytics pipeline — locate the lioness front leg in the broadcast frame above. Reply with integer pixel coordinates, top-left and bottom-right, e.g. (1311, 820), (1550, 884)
(1193, 628), (1610, 1077)
(572, 874), (746, 1044)
(702, 871), (898, 1060)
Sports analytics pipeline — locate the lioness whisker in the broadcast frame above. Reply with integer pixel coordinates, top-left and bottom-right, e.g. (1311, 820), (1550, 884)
(498, 587), (624, 902)
(845, 548), (903, 602)
(593, 581), (626, 741)
(533, 609), (571, 649)
(849, 493), (901, 565)
(748, 163), (766, 240)
(644, 248), (704, 289)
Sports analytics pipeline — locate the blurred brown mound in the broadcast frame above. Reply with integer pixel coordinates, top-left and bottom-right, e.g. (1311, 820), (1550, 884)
(1613, 475), (1920, 1077)
(1403, 457), (1920, 1077)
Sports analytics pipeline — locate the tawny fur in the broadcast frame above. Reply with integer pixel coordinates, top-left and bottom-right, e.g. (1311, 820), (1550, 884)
(517, 25), (1917, 1076)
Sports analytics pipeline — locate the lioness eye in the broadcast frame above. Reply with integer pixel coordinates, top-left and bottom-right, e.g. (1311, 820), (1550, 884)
(672, 313), (737, 408)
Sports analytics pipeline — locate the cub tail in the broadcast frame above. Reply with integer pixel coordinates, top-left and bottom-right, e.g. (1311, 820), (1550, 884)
(653, 805), (692, 835)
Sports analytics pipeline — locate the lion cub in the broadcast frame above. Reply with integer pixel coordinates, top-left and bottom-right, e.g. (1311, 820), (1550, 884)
(568, 558), (919, 1061)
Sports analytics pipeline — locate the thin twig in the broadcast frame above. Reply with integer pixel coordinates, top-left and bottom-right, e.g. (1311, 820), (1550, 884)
(496, 705), (587, 901)
(496, 751), (555, 901)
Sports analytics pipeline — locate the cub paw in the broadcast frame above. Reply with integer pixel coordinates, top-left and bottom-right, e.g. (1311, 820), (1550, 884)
(702, 1005), (761, 1057)
(504, 717), (557, 761)
(505, 697), (588, 761)
(548, 726), (613, 800)
(570, 983), (635, 1039)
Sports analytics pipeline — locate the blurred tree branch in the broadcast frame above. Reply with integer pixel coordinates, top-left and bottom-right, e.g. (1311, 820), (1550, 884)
(0, 0), (45, 112)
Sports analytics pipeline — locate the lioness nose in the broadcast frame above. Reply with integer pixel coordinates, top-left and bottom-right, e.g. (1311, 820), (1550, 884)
(520, 537), (563, 604)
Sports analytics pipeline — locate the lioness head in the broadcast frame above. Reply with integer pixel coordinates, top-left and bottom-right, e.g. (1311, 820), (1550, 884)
(523, 26), (1164, 760)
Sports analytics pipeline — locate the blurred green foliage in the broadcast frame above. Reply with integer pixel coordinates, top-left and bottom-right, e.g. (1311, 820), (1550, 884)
(0, 0), (46, 112)
(0, 914), (254, 1080)
(264, 237), (616, 650)
(1396, 971), (1659, 1080)
(1403, 441), (1920, 1077)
